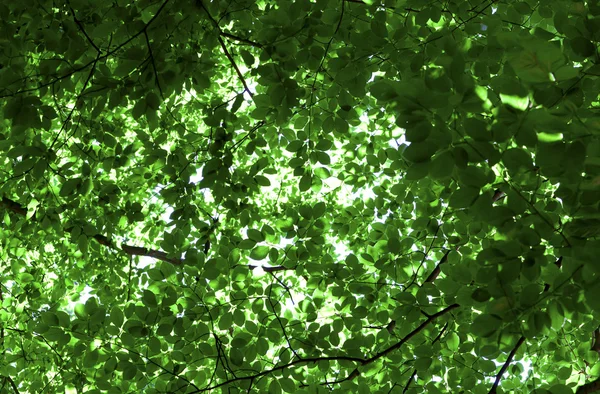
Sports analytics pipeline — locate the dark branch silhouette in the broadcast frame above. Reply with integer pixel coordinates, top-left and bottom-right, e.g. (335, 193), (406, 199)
(577, 377), (600, 394)
(196, 304), (458, 390)
(488, 336), (525, 394)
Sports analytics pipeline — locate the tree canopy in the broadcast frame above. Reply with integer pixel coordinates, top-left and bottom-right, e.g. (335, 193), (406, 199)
(1, 0), (600, 393)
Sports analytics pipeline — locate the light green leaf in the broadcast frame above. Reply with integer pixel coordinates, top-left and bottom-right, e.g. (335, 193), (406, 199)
(250, 245), (270, 260)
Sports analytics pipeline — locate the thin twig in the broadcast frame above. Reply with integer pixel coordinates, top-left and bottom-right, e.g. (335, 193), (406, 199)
(66, 0), (100, 52)
(196, 0), (254, 97)
(0, 0), (171, 98)
(220, 31), (262, 48)
(144, 30), (164, 98)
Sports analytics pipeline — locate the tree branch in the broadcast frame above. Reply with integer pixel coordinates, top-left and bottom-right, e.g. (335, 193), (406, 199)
(403, 370), (417, 393)
(66, 0), (100, 52)
(578, 377), (600, 394)
(2, 376), (19, 394)
(366, 304), (459, 365)
(1, 198), (27, 215)
(0, 196), (184, 265)
(217, 36), (253, 97)
(487, 254), (563, 392)
(199, 304), (458, 390)
(424, 249), (451, 283)
(247, 265), (295, 272)
(144, 30), (164, 98)
(488, 336), (525, 393)
(199, 355), (365, 391)
(196, 0), (254, 97)
(0, 0), (171, 98)
(220, 31), (262, 48)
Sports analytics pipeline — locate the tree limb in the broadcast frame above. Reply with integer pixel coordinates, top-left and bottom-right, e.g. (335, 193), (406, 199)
(3, 376), (19, 394)
(247, 265), (295, 272)
(199, 355), (365, 391)
(0, 0), (171, 98)
(403, 370), (417, 393)
(198, 304), (458, 390)
(424, 249), (451, 283)
(578, 377), (600, 394)
(365, 304), (459, 365)
(488, 336), (525, 394)
(220, 31), (262, 48)
(196, 0), (254, 97)
(66, 0), (100, 53)
(592, 328), (600, 354)
(0, 196), (184, 265)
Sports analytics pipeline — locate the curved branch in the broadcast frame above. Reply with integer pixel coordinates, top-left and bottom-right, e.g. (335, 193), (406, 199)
(578, 377), (600, 394)
(199, 355), (365, 391)
(144, 30), (164, 98)
(198, 304), (458, 390)
(365, 304), (459, 365)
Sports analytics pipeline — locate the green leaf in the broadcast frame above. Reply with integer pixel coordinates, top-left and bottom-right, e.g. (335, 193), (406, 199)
(142, 290), (157, 307)
(464, 117), (491, 141)
(148, 336), (162, 355)
(41, 312), (59, 326)
(146, 92), (161, 110)
(369, 80), (399, 101)
(429, 151), (454, 179)
(269, 380), (282, 394)
(60, 178), (81, 197)
(471, 314), (502, 338)
(110, 307), (124, 327)
(230, 348), (244, 366)
(250, 245), (270, 260)
(313, 202), (326, 217)
(299, 173), (312, 191)
(247, 228), (264, 242)
(240, 49), (254, 66)
(585, 283), (600, 313)
(503, 148), (533, 174)
(387, 236), (402, 254)
(570, 36), (595, 57)
(280, 377), (296, 393)
(402, 141), (438, 163)
(449, 187), (480, 209)
(83, 349), (99, 369)
(231, 336), (249, 348)
(446, 332), (459, 351)
(414, 357), (432, 371)
(549, 384), (575, 394)
(156, 323), (173, 336)
(565, 219), (600, 238)
(255, 175), (271, 186)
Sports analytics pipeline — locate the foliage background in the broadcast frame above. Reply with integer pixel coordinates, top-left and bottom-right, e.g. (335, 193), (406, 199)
(1, 0), (600, 393)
